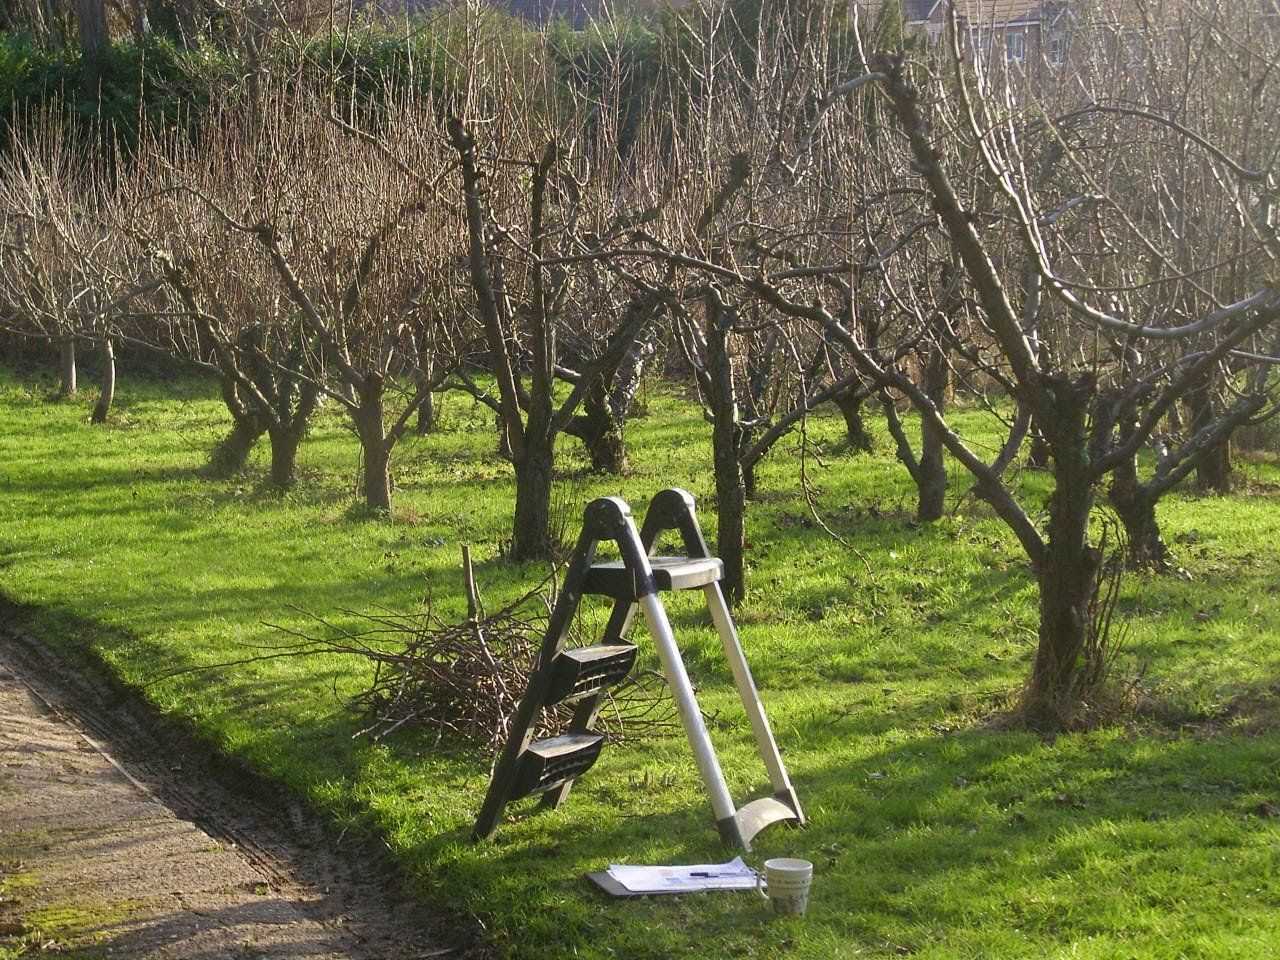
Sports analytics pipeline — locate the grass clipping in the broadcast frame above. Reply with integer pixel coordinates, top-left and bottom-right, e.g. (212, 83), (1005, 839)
(269, 550), (679, 756)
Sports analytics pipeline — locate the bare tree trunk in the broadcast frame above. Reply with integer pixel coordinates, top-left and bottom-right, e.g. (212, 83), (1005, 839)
(1027, 427), (1051, 468)
(124, 0), (147, 39)
(1189, 376), (1233, 494)
(1195, 438), (1233, 495)
(568, 378), (628, 474)
(705, 317), (746, 603)
(58, 337), (77, 398)
(741, 457), (758, 501)
(1107, 453), (1167, 569)
(355, 382), (392, 512)
(90, 336), (114, 423)
(712, 429), (747, 605)
(209, 378), (263, 475)
(415, 390), (436, 436)
(496, 411), (512, 460)
(510, 444), (554, 562)
(70, 0), (108, 94)
(267, 427), (302, 489)
(833, 387), (874, 452)
(361, 443), (392, 512)
(1027, 457), (1101, 717)
(210, 416), (263, 475)
(916, 341), (950, 523)
(917, 423), (947, 522)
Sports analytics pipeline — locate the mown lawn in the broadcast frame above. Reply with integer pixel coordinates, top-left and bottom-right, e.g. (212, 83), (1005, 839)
(2, 363), (1279, 960)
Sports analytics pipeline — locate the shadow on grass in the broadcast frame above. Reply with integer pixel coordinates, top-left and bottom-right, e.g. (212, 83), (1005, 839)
(8, 585), (1280, 959)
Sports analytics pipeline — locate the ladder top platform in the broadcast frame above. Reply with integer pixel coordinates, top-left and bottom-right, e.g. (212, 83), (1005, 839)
(584, 555), (723, 599)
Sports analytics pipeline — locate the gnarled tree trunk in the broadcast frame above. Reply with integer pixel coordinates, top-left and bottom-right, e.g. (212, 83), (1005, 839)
(1107, 453), (1167, 569)
(210, 415), (263, 475)
(568, 377), (628, 474)
(209, 378), (264, 476)
(891, 322), (950, 523)
(1026, 376), (1102, 720)
(70, 0), (109, 93)
(1189, 376), (1234, 494)
(705, 315), (746, 603)
(916, 422), (947, 522)
(267, 427), (303, 489)
(713, 435), (747, 604)
(354, 379), (392, 512)
(1027, 428), (1051, 468)
(1028, 460), (1101, 719)
(510, 443), (554, 562)
(416, 390), (436, 436)
(58, 338), (77, 398)
(91, 337), (114, 424)
(1195, 438), (1233, 495)
(833, 387), (874, 453)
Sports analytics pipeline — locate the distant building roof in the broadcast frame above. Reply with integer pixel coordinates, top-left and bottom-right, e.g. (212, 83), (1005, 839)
(941, 0), (1047, 23)
(383, 0), (608, 26)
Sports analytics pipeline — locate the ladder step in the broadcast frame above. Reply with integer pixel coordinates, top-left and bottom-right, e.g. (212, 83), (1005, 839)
(546, 643), (639, 705)
(511, 733), (605, 800)
(583, 556), (723, 600)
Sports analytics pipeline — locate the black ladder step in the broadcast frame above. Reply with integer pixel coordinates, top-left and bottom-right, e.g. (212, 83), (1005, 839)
(511, 733), (605, 800)
(546, 643), (639, 705)
(583, 556), (723, 600)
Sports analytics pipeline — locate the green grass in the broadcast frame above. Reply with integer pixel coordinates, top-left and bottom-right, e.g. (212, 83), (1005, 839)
(2, 365), (1280, 960)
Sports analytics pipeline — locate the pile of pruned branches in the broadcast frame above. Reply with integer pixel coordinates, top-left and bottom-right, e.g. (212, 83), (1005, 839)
(268, 549), (680, 755)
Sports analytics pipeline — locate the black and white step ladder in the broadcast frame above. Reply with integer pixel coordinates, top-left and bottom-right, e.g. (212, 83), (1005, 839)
(472, 488), (803, 851)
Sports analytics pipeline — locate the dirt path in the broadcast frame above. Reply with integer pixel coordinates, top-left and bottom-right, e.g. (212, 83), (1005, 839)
(0, 624), (478, 960)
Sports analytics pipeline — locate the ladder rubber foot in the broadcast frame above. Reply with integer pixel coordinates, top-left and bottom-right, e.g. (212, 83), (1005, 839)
(717, 796), (804, 851)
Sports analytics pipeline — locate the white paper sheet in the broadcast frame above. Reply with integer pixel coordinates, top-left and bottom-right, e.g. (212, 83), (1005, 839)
(605, 856), (758, 894)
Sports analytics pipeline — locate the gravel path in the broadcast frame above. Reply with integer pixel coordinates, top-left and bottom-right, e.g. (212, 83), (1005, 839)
(0, 626), (477, 960)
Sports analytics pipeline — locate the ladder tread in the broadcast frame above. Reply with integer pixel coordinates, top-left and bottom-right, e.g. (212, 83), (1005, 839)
(526, 731), (604, 758)
(584, 555), (723, 599)
(546, 643), (638, 704)
(559, 643), (638, 664)
(511, 732), (606, 800)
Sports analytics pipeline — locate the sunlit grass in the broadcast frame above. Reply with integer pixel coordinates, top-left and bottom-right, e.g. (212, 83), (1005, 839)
(2, 364), (1279, 959)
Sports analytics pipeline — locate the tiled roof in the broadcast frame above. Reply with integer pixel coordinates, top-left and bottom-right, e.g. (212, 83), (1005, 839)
(386, 0), (606, 25)
(850, 0), (1048, 24)
(500, 0), (598, 23)
(931, 0), (1046, 23)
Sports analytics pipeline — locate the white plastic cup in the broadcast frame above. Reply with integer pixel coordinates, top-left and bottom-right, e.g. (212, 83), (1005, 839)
(756, 857), (813, 916)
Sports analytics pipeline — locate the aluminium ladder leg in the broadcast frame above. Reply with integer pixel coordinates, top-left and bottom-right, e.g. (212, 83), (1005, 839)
(636, 590), (739, 835)
(639, 488), (804, 845)
(704, 580), (803, 824)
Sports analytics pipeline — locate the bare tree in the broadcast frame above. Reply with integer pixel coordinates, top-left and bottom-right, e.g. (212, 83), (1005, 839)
(0, 124), (156, 421)
(611, 0), (1278, 719)
(435, 15), (661, 559)
(127, 93), (455, 501)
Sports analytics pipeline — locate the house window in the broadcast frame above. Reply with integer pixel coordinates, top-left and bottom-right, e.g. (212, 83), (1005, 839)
(1123, 31), (1144, 66)
(1005, 32), (1026, 63)
(1048, 33), (1066, 66)
(973, 30), (992, 63)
